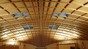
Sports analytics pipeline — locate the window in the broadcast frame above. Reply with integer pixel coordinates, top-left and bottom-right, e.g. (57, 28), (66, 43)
(13, 13), (21, 17)
(54, 12), (60, 18)
(54, 12), (69, 19)
(61, 13), (69, 17)
(49, 25), (59, 29)
(23, 25), (33, 29)
(12, 12), (29, 18)
(22, 12), (28, 17)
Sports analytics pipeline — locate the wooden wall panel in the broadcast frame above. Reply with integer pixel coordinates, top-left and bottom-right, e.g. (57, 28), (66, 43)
(0, 45), (19, 49)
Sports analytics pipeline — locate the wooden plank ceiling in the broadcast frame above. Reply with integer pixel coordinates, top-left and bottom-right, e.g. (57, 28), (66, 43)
(0, 0), (88, 47)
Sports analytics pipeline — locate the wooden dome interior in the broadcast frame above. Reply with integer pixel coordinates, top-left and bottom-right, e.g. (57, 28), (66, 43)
(0, 0), (88, 47)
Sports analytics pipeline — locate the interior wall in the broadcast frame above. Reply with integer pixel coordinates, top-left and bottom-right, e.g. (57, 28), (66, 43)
(46, 43), (56, 49)
(0, 42), (37, 49)
(1, 40), (88, 49)
(77, 40), (88, 49)
(46, 43), (75, 49)
(0, 42), (3, 46)
(0, 42), (19, 49)
(19, 43), (37, 49)
(46, 40), (88, 49)
(0, 45), (19, 49)
(59, 44), (75, 49)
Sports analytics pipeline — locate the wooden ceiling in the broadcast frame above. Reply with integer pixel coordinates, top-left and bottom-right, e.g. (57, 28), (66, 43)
(0, 0), (88, 47)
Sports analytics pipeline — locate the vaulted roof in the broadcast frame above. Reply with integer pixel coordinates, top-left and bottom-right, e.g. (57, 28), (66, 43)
(0, 0), (88, 47)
